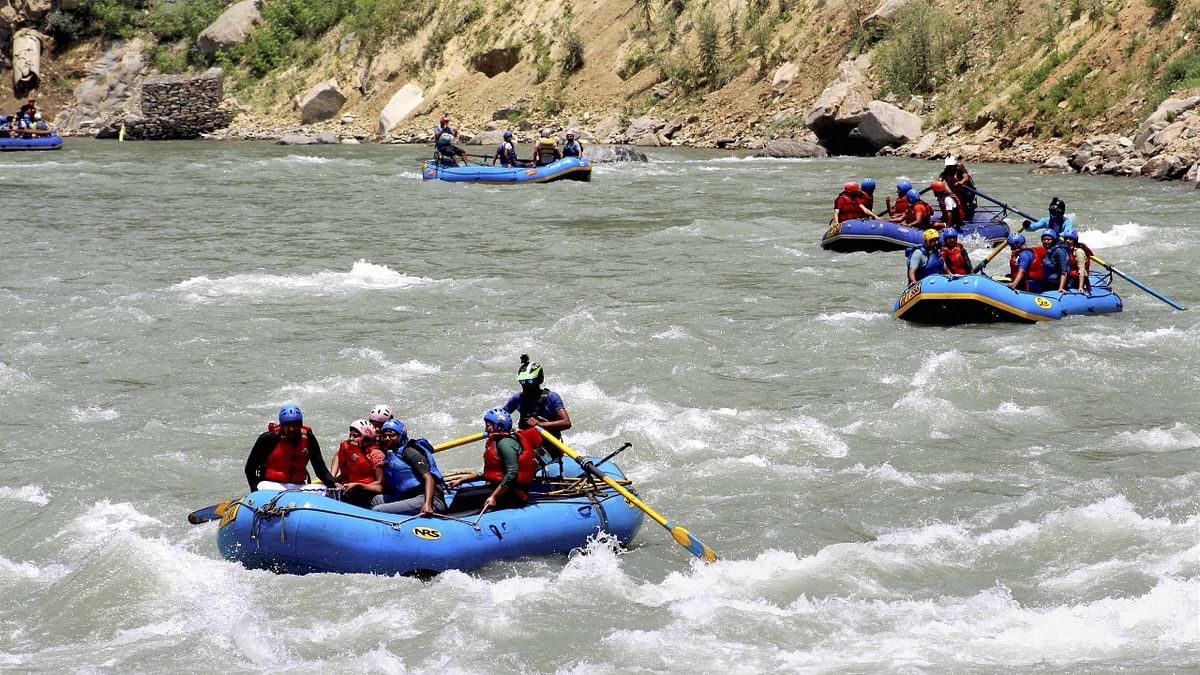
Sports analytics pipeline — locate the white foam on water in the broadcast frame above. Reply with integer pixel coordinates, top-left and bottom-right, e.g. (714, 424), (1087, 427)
(816, 310), (889, 324)
(0, 485), (50, 505)
(1080, 221), (1146, 249)
(175, 260), (434, 299)
(1110, 423), (1200, 452)
(58, 500), (161, 553)
(0, 555), (69, 584)
(0, 361), (36, 394)
(68, 404), (120, 422)
(650, 325), (690, 340)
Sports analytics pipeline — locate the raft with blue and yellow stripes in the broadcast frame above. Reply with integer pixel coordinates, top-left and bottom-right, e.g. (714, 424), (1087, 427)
(892, 271), (1122, 324)
(421, 156), (591, 184)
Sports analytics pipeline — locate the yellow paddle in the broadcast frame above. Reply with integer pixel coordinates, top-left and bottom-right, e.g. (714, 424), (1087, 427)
(539, 429), (718, 564)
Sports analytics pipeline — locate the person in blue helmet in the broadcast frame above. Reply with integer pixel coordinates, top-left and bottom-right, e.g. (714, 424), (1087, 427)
(494, 130), (519, 167)
(939, 228), (972, 275)
(244, 405), (339, 492)
(901, 188), (934, 228)
(886, 179), (913, 219)
(1006, 234), (1036, 291)
(502, 355), (571, 455)
(446, 408), (541, 511)
(371, 418), (448, 515)
(1061, 230), (1094, 292)
(1037, 230), (1071, 293)
(859, 178), (877, 212)
(1026, 197), (1075, 238)
(908, 228), (945, 284)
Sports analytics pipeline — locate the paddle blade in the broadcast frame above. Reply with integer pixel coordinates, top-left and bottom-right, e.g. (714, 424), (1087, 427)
(667, 521), (719, 563)
(187, 499), (231, 525)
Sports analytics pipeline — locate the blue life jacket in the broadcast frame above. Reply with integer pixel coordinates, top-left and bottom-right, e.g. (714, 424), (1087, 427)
(562, 140), (581, 157)
(382, 439), (444, 498)
(907, 246), (943, 281)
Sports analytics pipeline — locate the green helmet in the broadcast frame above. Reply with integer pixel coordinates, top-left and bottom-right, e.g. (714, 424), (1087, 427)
(517, 358), (544, 386)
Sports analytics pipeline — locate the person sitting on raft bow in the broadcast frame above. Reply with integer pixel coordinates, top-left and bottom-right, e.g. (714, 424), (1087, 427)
(245, 404), (339, 492)
(445, 408), (542, 511)
(832, 181), (877, 224)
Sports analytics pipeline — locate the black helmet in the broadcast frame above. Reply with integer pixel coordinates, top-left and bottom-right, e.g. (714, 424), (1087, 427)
(1049, 197), (1066, 217)
(516, 354), (544, 386)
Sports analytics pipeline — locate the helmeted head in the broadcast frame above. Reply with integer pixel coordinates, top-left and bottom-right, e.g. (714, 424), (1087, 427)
(517, 356), (544, 388)
(368, 404), (393, 427)
(33, 112), (41, 121)
(906, 188), (921, 203)
(1041, 231), (1059, 246)
(1007, 234), (1026, 248)
(350, 419), (376, 442)
(1049, 197), (1066, 217)
(1062, 230), (1079, 243)
(843, 181), (860, 193)
(439, 115), (450, 126)
(540, 128), (552, 138)
(502, 130), (513, 140)
(922, 229), (940, 246)
(944, 155), (956, 167)
(380, 418), (408, 447)
(565, 129), (577, 140)
(897, 179), (913, 195)
(483, 408), (513, 434)
(278, 405), (303, 425)
(943, 228), (959, 242)
(861, 178), (876, 193)
(931, 179), (947, 193)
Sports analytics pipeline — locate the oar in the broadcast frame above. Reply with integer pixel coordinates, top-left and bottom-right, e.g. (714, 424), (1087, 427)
(963, 185), (1039, 222)
(538, 429), (718, 564)
(186, 432), (487, 524)
(1089, 255), (1187, 310)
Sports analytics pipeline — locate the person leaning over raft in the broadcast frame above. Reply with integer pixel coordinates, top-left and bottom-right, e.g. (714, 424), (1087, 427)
(245, 405), (339, 492)
(371, 419), (447, 515)
(446, 409), (541, 511)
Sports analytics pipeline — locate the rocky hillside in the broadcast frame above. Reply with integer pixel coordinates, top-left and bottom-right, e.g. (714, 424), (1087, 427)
(5, 0), (1200, 178)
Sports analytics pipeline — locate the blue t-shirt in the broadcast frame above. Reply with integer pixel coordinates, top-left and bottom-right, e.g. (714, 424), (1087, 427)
(504, 389), (565, 426)
(1028, 216), (1075, 236)
(1014, 249), (1034, 271)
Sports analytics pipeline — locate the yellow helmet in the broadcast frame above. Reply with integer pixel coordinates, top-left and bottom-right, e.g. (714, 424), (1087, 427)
(922, 228), (939, 244)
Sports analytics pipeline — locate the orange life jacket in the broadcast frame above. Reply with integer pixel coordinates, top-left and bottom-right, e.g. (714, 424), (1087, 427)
(262, 424), (311, 483)
(891, 196), (910, 217)
(908, 200), (933, 227)
(860, 191), (874, 211)
(941, 243), (970, 275)
(482, 427), (541, 500)
(335, 439), (379, 485)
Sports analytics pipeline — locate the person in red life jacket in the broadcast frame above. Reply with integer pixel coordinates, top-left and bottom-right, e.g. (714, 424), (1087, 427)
(446, 408), (541, 511)
(885, 179), (913, 220)
(901, 188), (934, 228)
(371, 419), (447, 515)
(859, 178), (877, 212)
(931, 179), (964, 229)
(832, 181), (877, 224)
(331, 419), (386, 508)
(1061, 230), (1093, 292)
(939, 228), (972, 275)
(1006, 234), (1036, 291)
(367, 403), (393, 434)
(244, 405), (339, 492)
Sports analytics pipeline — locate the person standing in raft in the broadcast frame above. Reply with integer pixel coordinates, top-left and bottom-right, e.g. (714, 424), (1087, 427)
(245, 405), (339, 492)
(939, 155), (977, 217)
(331, 419), (386, 508)
(433, 114), (467, 166)
(908, 228), (945, 285)
(371, 419), (448, 515)
(446, 409), (541, 511)
(931, 179), (964, 229)
(503, 355), (571, 457)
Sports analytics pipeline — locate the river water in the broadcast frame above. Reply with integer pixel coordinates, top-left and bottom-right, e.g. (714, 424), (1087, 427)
(1, 140), (1197, 673)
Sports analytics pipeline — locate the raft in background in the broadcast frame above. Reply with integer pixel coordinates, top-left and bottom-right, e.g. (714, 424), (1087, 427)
(892, 271), (1122, 324)
(0, 130), (61, 151)
(820, 205), (1010, 253)
(421, 156), (592, 184)
(216, 457), (643, 575)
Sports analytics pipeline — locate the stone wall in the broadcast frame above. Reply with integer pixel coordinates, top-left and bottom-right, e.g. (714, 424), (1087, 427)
(120, 68), (235, 140)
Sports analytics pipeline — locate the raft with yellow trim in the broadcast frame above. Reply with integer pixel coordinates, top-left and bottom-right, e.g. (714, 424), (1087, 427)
(421, 156), (591, 184)
(892, 271), (1122, 324)
(216, 457), (643, 575)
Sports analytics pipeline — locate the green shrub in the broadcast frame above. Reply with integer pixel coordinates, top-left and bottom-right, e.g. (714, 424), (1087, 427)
(1145, 0), (1177, 23)
(144, 0), (225, 43)
(1149, 47), (1200, 110)
(561, 29), (585, 74)
(347, 0), (434, 51)
(150, 44), (189, 74)
(696, 8), (720, 85)
(875, 0), (969, 95)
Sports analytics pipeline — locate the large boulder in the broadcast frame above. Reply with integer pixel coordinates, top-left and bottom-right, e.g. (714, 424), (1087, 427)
(468, 129), (507, 146)
(299, 79), (346, 124)
(863, 0), (914, 32)
(197, 0), (262, 56)
(856, 100), (921, 149)
(805, 55), (874, 153)
(470, 46), (521, 77)
(584, 144), (648, 163)
(54, 39), (148, 131)
(12, 28), (42, 93)
(755, 138), (828, 158)
(377, 82), (424, 135)
(592, 114), (623, 142)
(772, 62), (799, 95)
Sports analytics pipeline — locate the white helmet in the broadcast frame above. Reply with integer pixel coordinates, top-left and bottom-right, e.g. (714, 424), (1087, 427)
(33, 112), (41, 120)
(368, 404), (393, 423)
(350, 419), (376, 438)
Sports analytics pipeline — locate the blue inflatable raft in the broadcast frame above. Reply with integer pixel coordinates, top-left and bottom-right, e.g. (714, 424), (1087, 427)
(421, 156), (591, 184)
(216, 457), (644, 575)
(0, 130), (61, 151)
(891, 271), (1122, 324)
(821, 205), (1010, 253)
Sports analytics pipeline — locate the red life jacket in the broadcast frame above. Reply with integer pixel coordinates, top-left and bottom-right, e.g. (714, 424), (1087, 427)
(335, 439), (379, 485)
(834, 192), (858, 222)
(262, 424), (311, 483)
(482, 427), (541, 500)
(1065, 242), (1095, 287)
(941, 244), (970, 274)
(1009, 248), (1023, 279)
(909, 201), (933, 227)
(860, 191), (874, 211)
(1027, 246), (1047, 283)
(891, 196), (910, 216)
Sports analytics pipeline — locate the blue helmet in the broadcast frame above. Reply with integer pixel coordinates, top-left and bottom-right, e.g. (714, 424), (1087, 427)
(483, 408), (512, 433)
(897, 179), (913, 194)
(861, 178), (876, 193)
(1041, 231), (1059, 245)
(906, 188), (921, 203)
(381, 418), (408, 444)
(278, 405), (302, 424)
(1007, 234), (1026, 248)
(503, 130), (513, 140)
(943, 228), (959, 239)
(1062, 230), (1079, 242)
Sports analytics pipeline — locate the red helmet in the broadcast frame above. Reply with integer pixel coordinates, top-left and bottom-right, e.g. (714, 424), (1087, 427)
(439, 115), (449, 125)
(843, 181), (860, 192)
(931, 179), (947, 193)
